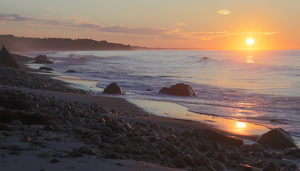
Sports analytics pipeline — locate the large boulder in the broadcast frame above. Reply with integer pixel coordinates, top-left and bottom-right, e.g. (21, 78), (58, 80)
(103, 83), (123, 94)
(159, 83), (197, 97)
(34, 55), (53, 64)
(0, 45), (20, 68)
(257, 128), (298, 150)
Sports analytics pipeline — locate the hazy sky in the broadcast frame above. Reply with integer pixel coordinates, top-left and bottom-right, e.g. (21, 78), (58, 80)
(1, 0), (300, 50)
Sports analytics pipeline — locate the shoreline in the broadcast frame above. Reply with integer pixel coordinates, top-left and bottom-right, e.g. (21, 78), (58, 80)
(1, 52), (299, 170)
(15, 53), (300, 143)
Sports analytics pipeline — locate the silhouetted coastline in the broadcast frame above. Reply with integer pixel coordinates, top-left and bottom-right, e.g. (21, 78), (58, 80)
(0, 34), (132, 52)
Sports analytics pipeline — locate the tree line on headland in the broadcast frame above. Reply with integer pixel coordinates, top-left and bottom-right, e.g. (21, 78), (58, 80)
(0, 34), (132, 52)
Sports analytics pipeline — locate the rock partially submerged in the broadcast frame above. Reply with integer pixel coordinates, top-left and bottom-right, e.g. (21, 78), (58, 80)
(0, 45), (20, 68)
(39, 66), (53, 71)
(65, 69), (76, 73)
(159, 83), (197, 97)
(103, 83), (123, 94)
(257, 128), (298, 150)
(34, 55), (53, 64)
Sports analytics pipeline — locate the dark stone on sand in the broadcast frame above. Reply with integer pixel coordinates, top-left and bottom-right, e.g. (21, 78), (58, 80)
(284, 148), (300, 157)
(0, 96), (29, 111)
(65, 69), (76, 73)
(34, 55), (53, 64)
(39, 66), (53, 71)
(159, 83), (197, 97)
(0, 110), (54, 125)
(165, 144), (179, 155)
(0, 123), (10, 131)
(78, 146), (95, 155)
(0, 45), (20, 68)
(182, 155), (196, 166)
(105, 120), (121, 130)
(195, 129), (244, 147)
(173, 158), (188, 168)
(195, 155), (212, 166)
(265, 162), (279, 171)
(103, 83), (123, 94)
(257, 128), (298, 150)
(50, 158), (60, 163)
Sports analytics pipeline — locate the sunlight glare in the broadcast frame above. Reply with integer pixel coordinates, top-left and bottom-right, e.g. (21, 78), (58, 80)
(246, 38), (254, 45)
(236, 121), (246, 128)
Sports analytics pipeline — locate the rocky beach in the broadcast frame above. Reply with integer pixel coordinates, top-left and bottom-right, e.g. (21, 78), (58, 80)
(1, 48), (300, 171)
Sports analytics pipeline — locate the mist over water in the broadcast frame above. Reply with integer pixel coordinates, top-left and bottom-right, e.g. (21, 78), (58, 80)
(21, 49), (300, 137)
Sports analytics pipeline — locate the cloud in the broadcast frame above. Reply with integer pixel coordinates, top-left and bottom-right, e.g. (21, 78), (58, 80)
(0, 13), (279, 42)
(177, 23), (186, 26)
(0, 13), (63, 25)
(177, 31), (280, 41)
(216, 9), (231, 15)
(1, 13), (176, 36)
(0, 13), (35, 22)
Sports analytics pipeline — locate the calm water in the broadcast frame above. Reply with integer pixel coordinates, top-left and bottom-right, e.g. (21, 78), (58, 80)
(21, 49), (300, 138)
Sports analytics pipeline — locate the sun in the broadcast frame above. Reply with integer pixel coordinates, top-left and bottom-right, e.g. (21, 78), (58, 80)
(246, 38), (254, 45)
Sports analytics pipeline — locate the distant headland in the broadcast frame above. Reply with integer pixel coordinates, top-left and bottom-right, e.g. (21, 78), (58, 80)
(0, 34), (132, 52)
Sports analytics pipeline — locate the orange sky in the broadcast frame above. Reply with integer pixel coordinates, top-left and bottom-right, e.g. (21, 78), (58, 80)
(1, 1), (300, 50)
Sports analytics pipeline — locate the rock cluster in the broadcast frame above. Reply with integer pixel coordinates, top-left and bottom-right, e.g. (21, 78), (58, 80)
(0, 67), (89, 94)
(0, 86), (299, 170)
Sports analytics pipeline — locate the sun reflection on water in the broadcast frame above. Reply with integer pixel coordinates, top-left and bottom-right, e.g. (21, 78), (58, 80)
(246, 55), (254, 63)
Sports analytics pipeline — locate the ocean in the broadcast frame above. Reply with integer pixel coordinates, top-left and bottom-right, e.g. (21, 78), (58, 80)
(20, 49), (300, 139)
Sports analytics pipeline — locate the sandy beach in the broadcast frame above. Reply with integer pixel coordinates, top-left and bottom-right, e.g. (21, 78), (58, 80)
(0, 52), (299, 171)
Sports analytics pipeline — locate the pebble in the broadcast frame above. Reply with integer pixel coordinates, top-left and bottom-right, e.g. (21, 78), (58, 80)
(11, 145), (24, 151)
(90, 134), (102, 142)
(38, 152), (52, 158)
(265, 162), (279, 171)
(196, 155), (212, 166)
(114, 145), (125, 153)
(130, 136), (149, 143)
(115, 136), (126, 146)
(105, 120), (121, 130)
(22, 135), (31, 142)
(11, 120), (23, 126)
(165, 144), (179, 155)
(101, 127), (115, 137)
(182, 155), (195, 166)
(78, 146), (95, 155)
(212, 161), (227, 171)
(49, 158), (60, 163)
(194, 166), (209, 171)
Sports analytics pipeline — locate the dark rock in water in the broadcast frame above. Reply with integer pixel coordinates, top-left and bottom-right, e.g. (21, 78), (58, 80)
(159, 87), (170, 94)
(65, 69), (76, 73)
(103, 83), (123, 94)
(39, 66), (53, 71)
(257, 128), (298, 150)
(0, 45), (20, 68)
(159, 83), (197, 97)
(34, 55), (53, 64)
